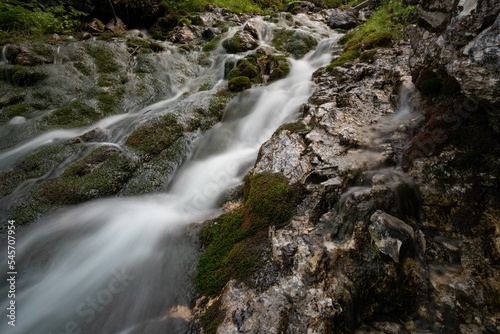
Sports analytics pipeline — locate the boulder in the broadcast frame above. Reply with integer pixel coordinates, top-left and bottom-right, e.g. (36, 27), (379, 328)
(284, 1), (316, 14)
(222, 31), (259, 53)
(327, 8), (359, 30)
(369, 211), (415, 263)
(168, 26), (199, 45)
(105, 17), (127, 34)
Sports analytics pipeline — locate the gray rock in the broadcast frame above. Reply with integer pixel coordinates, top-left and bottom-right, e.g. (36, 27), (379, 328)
(284, 1), (316, 14)
(369, 211), (415, 263)
(243, 18), (266, 40)
(105, 17), (127, 34)
(168, 26), (199, 45)
(327, 8), (359, 30)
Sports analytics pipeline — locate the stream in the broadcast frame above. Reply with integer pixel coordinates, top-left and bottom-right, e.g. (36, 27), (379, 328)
(0, 15), (341, 334)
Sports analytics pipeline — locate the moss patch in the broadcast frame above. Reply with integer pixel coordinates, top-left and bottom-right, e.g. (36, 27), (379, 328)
(126, 113), (184, 158)
(195, 172), (304, 296)
(228, 76), (252, 92)
(36, 147), (137, 206)
(272, 29), (317, 59)
(0, 102), (33, 123)
(327, 0), (416, 69)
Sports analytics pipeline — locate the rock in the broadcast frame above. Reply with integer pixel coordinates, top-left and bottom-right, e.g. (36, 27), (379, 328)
(253, 130), (312, 183)
(69, 128), (110, 144)
(284, 1), (316, 14)
(168, 26), (198, 45)
(105, 17), (127, 34)
(87, 18), (105, 33)
(243, 18), (266, 40)
(222, 31), (259, 53)
(13, 43), (54, 66)
(369, 211), (415, 263)
(409, 0), (500, 107)
(327, 8), (359, 30)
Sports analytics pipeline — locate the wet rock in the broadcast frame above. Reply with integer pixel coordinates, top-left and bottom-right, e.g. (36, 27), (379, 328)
(326, 8), (359, 30)
(168, 25), (199, 45)
(284, 1), (316, 14)
(87, 18), (105, 33)
(369, 211), (415, 263)
(105, 17), (127, 34)
(13, 43), (54, 66)
(222, 31), (259, 53)
(243, 18), (266, 40)
(69, 128), (110, 144)
(253, 130), (312, 183)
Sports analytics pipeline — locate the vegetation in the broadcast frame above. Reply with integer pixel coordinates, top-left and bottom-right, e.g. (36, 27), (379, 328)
(272, 29), (318, 59)
(126, 114), (184, 158)
(36, 147), (137, 205)
(195, 172), (304, 296)
(327, 0), (416, 69)
(0, 0), (87, 37)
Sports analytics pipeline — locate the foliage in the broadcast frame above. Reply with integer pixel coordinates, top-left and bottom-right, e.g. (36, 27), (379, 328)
(195, 172), (304, 296)
(0, 0), (88, 35)
(327, 0), (416, 69)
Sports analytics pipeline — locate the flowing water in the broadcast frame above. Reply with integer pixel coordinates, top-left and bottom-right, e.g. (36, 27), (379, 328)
(0, 15), (341, 334)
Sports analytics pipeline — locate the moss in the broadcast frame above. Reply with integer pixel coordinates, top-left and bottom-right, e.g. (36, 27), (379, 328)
(195, 172), (304, 296)
(326, 49), (359, 69)
(228, 76), (252, 92)
(97, 90), (124, 114)
(0, 144), (82, 197)
(265, 55), (290, 83)
(222, 32), (246, 54)
(276, 121), (307, 134)
(84, 43), (122, 74)
(41, 100), (99, 129)
(228, 59), (260, 83)
(126, 113), (184, 158)
(36, 147), (137, 206)
(0, 103), (33, 123)
(126, 39), (164, 54)
(10, 66), (47, 87)
(202, 298), (226, 334)
(272, 29), (317, 59)
(359, 49), (377, 63)
(202, 35), (221, 52)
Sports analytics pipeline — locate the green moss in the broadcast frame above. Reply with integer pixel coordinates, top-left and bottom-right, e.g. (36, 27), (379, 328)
(272, 29), (317, 59)
(126, 39), (164, 54)
(195, 172), (304, 296)
(41, 100), (98, 129)
(327, 0), (415, 68)
(267, 55), (290, 82)
(0, 144), (82, 198)
(10, 66), (47, 87)
(222, 32), (250, 54)
(202, 35), (221, 52)
(228, 76), (252, 92)
(0, 103), (33, 123)
(202, 298), (226, 334)
(126, 113), (184, 157)
(359, 49), (378, 63)
(276, 121), (307, 134)
(228, 59), (260, 83)
(36, 147), (137, 205)
(84, 43), (122, 74)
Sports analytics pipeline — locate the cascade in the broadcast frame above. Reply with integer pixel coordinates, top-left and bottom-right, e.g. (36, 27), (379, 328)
(0, 15), (342, 334)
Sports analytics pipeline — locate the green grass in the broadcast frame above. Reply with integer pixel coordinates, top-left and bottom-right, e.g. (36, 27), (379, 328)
(195, 172), (304, 296)
(327, 0), (416, 69)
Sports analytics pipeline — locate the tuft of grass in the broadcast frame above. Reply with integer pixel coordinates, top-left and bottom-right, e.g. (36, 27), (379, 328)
(327, 0), (416, 69)
(195, 172), (304, 296)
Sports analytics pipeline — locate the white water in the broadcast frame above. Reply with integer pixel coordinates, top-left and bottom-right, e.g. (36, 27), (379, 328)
(0, 16), (341, 334)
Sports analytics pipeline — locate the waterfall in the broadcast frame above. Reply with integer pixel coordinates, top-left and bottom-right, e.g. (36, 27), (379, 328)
(1, 45), (7, 64)
(0, 16), (341, 334)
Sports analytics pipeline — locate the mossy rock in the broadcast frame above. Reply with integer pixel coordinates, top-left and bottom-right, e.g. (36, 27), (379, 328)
(202, 298), (226, 334)
(3, 65), (48, 87)
(222, 31), (258, 54)
(126, 39), (164, 54)
(126, 113), (184, 158)
(202, 36), (221, 52)
(276, 121), (307, 134)
(264, 55), (290, 82)
(35, 147), (137, 206)
(359, 49), (378, 63)
(84, 42), (123, 74)
(272, 29), (317, 59)
(0, 103), (33, 124)
(227, 59), (260, 83)
(195, 172), (304, 296)
(228, 76), (252, 92)
(326, 49), (359, 69)
(360, 31), (393, 49)
(41, 100), (99, 129)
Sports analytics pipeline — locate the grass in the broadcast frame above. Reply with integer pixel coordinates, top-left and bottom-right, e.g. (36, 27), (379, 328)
(195, 172), (304, 297)
(326, 0), (416, 69)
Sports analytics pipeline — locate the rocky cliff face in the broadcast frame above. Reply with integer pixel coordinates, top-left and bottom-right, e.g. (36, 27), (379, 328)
(192, 1), (500, 333)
